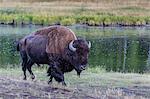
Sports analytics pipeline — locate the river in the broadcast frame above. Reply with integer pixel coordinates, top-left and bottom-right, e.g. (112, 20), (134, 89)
(0, 25), (150, 73)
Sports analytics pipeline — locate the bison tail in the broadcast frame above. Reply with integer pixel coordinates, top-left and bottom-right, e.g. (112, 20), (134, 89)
(17, 38), (27, 51)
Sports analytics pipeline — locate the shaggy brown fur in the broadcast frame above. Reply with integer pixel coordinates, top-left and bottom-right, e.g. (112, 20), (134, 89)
(33, 26), (77, 54)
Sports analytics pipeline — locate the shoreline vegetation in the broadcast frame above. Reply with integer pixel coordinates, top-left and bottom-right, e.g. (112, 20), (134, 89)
(0, 0), (150, 26)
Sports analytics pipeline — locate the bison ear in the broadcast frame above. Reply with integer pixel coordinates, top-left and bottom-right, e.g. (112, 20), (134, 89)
(69, 40), (76, 51)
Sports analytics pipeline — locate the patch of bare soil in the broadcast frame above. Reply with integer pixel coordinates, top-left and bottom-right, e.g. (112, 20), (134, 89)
(0, 76), (149, 99)
(0, 76), (96, 99)
(117, 86), (150, 98)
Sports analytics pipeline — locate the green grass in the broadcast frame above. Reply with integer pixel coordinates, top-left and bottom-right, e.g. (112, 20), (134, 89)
(0, 13), (149, 26)
(0, 67), (150, 98)
(0, 67), (150, 87)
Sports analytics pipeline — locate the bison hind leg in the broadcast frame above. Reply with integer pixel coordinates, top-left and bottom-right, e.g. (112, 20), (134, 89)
(26, 60), (35, 80)
(20, 51), (28, 80)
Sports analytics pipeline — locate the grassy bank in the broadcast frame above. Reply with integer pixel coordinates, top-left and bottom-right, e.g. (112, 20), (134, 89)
(0, 67), (150, 98)
(0, 67), (150, 88)
(0, 1), (150, 26)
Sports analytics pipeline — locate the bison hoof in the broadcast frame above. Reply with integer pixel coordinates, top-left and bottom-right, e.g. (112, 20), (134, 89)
(62, 82), (67, 86)
(48, 80), (52, 85)
(23, 77), (27, 80)
(31, 75), (35, 80)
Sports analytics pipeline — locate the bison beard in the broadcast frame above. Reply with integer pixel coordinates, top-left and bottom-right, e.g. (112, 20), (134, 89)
(17, 26), (90, 86)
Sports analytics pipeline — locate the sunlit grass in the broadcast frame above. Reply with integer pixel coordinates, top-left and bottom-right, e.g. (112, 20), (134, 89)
(0, 13), (149, 26)
(0, 66), (150, 87)
(0, 66), (150, 98)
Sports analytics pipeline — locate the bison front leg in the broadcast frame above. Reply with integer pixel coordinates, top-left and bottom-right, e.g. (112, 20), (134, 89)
(48, 76), (53, 84)
(47, 66), (54, 84)
(61, 77), (66, 86)
(51, 67), (66, 86)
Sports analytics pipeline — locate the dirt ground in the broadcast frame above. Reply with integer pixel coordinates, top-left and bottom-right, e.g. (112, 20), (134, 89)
(0, 75), (150, 99)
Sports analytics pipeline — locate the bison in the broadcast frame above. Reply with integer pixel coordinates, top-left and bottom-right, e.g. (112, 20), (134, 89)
(17, 26), (91, 85)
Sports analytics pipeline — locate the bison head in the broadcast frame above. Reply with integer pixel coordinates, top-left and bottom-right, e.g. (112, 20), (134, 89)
(68, 38), (91, 76)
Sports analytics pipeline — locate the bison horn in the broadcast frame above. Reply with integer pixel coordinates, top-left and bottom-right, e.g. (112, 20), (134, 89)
(88, 41), (91, 48)
(69, 40), (76, 51)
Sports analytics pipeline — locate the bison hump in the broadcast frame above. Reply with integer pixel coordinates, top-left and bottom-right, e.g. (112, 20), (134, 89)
(34, 26), (77, 54)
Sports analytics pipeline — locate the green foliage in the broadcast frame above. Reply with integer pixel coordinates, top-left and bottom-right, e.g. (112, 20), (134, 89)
(32, 15), (45, 25)
(87, 15), (103, 26)
(0, 10), (149, 26)
(47, 16), (61, 25)
(60, 17), (76, 25)
(0, 14), (14, 23)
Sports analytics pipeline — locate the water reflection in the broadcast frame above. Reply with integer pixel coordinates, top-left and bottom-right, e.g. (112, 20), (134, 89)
(0, 25), (150, 73)
(90, 37), (149, 73)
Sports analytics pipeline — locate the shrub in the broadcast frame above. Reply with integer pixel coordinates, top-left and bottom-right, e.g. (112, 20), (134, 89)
(60, 17), (76, 25)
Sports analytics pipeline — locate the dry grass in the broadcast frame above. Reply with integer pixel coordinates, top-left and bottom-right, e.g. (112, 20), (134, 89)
(0, 67), (150, 87)
(0, 67), (150, 98)
(0, 0), (150, 16)
(0, 1), (150, 26)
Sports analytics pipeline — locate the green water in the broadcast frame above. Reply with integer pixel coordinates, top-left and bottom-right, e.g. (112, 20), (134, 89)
(0, 25), (150, 73)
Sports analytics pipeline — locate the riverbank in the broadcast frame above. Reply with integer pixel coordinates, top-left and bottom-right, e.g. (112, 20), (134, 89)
(0, 67), (150, 98)
(0, 1), (150, 26)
